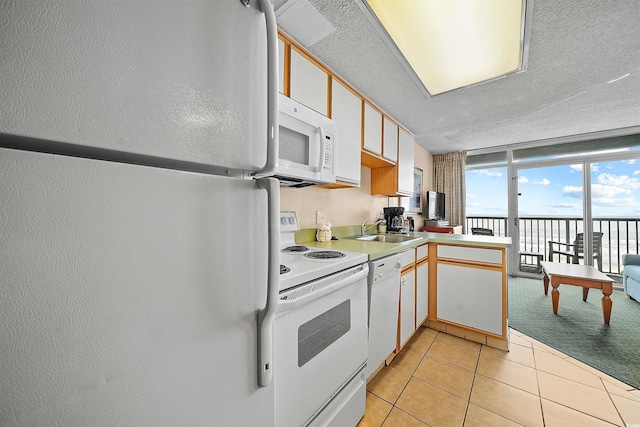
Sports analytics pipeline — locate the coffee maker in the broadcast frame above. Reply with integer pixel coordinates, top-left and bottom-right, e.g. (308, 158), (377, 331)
(383, 207), (405, 233)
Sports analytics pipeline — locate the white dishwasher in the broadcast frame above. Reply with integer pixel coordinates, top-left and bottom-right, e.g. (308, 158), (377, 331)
(366, 253), (403, 380)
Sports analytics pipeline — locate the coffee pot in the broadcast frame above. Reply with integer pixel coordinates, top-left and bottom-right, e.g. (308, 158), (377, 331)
(383, 207), (405, 232)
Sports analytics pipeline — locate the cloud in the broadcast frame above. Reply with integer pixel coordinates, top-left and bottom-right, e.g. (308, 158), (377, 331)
(592, 197), (639, 207)
(562, 185), (582, 199)
(533, 178), (550, 185)
(626, 159), (636, 165)
(596, 173), (640, 191)
(518, 176), (529, 184)
(572, 164), (601, 172)
(592, 184), (630, 198)
(544, 202), (581, 210)
(633, 170), (640, 176)
(473, 170), (503, 177)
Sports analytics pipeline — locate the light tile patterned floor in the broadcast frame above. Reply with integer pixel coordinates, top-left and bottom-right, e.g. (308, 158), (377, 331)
(359, 326), (640, 426)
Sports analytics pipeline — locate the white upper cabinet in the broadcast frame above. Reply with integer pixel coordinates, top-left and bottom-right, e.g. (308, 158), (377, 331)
(278, 38), (285, 93)
(289, 49), (328, 115)
(397, 128), (414, 196)
(363, 102), (382, 156)
(331, 79), (362, 186)
(382, 117), (398, 163)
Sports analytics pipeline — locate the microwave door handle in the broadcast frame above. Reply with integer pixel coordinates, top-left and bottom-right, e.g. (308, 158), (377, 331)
(256, 177), (280, 387)
(314, 126), (325, 173)
(255, 0), (279, 177)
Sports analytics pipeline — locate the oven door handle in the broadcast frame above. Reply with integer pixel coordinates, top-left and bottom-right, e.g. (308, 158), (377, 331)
(278, 264), (369, 312)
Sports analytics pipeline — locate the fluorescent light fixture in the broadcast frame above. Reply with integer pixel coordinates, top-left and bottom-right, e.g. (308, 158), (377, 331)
(364, 0), (529, 95)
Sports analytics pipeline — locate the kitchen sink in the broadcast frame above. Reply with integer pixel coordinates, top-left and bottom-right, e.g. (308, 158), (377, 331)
(347, 234), (421, 244)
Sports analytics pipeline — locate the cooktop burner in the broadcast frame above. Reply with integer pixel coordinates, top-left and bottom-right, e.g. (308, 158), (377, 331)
(280, 264), (291, 274)
(282, 245), (309, 253)
(304, 250), (346, 260)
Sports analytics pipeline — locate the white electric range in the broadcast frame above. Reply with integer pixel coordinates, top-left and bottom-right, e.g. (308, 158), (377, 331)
(279, 211), (367, 292)
(276, 211), (369, 427)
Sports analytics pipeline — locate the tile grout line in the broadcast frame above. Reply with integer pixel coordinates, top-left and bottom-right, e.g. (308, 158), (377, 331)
(374, 329), (440, 425)
(532, 342), (546, 426)
(533, 342), (627, 426)
(601, 376), (628, 426)
(460, 341), (483, 426)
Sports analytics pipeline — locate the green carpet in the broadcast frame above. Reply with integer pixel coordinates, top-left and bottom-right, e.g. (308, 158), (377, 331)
(508, 276), (640, 390)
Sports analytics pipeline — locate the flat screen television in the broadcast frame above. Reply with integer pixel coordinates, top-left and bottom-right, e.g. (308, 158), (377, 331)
(425, 191), (445, 220)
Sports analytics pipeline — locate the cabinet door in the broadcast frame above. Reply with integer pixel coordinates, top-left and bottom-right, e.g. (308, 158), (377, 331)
(399, 268), (416, 348)
(436, 263), (503, 335)
(278, 38), (285, 93)
(289, 49), (328, 115)
(397, 128), (414, 196)
(331, 79), (362, 185)
(416, 261), (428, 326)
(416, 244), (429, 263)
(382, 117), (398, 162)
(363, 102), (382, 155)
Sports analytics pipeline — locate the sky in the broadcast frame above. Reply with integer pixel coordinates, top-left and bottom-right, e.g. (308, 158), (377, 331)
(466, 158), (640, 218)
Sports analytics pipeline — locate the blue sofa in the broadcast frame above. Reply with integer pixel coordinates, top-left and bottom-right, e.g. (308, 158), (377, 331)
(622, 254), (640, 301)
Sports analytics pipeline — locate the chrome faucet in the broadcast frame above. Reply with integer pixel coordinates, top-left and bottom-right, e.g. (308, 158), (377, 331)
(361, 219), (384, 236)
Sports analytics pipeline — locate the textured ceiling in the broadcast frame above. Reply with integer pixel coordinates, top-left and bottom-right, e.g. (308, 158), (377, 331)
(272, 0), (640, 154)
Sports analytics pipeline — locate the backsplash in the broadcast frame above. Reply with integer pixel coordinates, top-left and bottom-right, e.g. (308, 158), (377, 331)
(281, 144), (433, 230)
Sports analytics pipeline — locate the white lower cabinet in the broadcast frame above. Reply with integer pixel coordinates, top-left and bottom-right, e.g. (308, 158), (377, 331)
(399, 268), (415, 348)
(415, 260), (428, 327)
(436, 263), (503, 335)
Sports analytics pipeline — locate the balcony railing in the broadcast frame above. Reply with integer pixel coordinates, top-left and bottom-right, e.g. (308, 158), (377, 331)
(466, 216), (640, 275)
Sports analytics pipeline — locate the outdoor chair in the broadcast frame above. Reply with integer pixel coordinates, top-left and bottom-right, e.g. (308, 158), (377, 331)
(548, 232), (603, 271)
(471, 228), (494, 236)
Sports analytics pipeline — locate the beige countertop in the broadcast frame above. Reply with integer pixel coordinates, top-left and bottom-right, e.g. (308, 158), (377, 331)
(299, 229), (512, 261)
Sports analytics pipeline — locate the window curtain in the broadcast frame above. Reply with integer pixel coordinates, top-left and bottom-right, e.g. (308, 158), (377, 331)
(433, 151), (467, 232)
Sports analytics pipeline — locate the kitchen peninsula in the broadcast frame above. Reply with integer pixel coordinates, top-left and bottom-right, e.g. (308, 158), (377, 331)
(299, 229), (512, 352)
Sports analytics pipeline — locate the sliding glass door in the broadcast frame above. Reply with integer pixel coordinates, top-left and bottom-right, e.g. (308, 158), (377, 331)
(590, 159), (640, 275)
(466, 131), (640, 279)
(514, 164), (584, 275)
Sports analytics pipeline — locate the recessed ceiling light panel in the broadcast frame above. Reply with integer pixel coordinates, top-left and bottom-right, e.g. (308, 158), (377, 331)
(364, 0), (530, 95)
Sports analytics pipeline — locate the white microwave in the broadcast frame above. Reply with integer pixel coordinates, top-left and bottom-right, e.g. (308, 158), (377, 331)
(274, 94), (336, 187)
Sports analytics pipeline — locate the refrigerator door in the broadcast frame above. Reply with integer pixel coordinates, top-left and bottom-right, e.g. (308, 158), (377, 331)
(1, 1), (273, 173)
(0, 148), (274, 426)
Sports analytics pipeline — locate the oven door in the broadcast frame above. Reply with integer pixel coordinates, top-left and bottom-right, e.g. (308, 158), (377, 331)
(275, 264), (368, 427)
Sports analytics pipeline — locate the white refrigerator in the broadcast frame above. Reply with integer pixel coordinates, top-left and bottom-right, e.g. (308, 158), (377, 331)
(0, 1), (280, 426)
